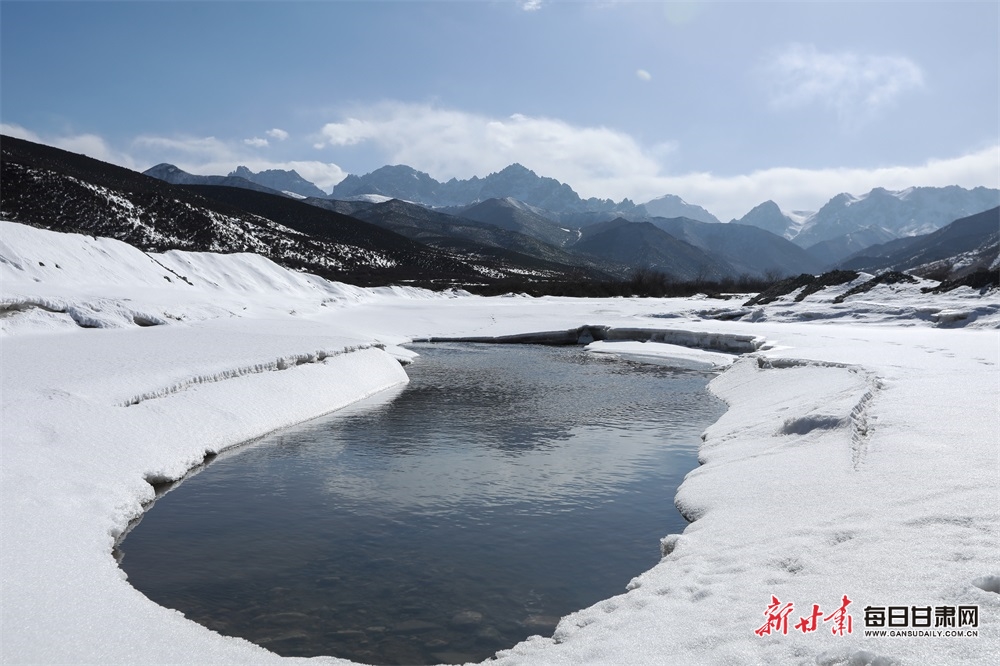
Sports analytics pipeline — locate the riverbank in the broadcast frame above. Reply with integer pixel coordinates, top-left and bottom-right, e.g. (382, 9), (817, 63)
(2, 222), (997, 665)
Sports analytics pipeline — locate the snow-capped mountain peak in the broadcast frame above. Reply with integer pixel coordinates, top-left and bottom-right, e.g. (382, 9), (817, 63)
(640, 194), (721, 225)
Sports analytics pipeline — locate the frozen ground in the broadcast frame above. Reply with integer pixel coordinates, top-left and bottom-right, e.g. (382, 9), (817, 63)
(1, 221), (997, 665)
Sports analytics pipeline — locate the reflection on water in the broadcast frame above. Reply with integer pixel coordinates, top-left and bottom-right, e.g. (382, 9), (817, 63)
(119, 343), (727, 665)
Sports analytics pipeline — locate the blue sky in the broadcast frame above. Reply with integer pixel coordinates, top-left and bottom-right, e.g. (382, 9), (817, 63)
(2, 1), (998, 220)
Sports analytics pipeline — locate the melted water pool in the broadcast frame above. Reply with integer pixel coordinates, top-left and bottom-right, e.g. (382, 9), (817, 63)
(118, 343), (726, 664)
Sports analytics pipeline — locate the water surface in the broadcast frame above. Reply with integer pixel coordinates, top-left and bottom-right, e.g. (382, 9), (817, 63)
(119, 343), (726, 664)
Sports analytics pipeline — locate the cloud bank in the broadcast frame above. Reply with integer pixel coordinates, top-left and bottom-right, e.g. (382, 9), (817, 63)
(317, 102), (663, 190)
(764, 44), (925, 128)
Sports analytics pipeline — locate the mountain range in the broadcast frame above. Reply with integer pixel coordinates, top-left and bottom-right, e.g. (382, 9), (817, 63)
(139, 159), (825, 280)
(3, 134), (996, 290)
(146, 162), (998, 272)
(228, 166), (329, 199)
(330, 163), (644, 215)
(733, 186), (999, 266)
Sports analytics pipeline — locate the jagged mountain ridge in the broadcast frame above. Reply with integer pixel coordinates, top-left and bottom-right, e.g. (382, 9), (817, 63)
(111, 152), (814, 281)
(143, 163), (291, 197)
(331, 163), (643, 215)
(735, 186), (999, 265)
(148, 161), (997, 270)
(798, 186), (999, 246)
(58, 148), (1000, 284)
(332, 166), (998, 268)
(228, 166), (329, 199)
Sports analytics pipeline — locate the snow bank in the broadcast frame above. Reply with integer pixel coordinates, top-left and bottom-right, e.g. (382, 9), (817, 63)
(695, 271), (1000, 329)
(491, 334), (999, 665)
(584, 340), (737, 370)
(2, 330), (407, 664)
(1, 221), (998, 665)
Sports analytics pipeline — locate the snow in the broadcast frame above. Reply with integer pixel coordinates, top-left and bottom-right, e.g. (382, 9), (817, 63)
(784, 209), (816, 225)
(584, 340), (737, 370)
(342, 193), (396, 204)
(1, 220), (998, 665)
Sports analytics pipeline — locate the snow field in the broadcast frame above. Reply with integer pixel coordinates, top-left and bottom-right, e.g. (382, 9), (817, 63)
(1, 221), (998, 665)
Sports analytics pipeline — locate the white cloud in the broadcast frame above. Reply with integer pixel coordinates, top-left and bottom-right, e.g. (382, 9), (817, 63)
(317, 102), (663, 193)
(520, 0), (542, 11)
(764, 43), (924, 127)
(131, 134), (236, 162)
(265, 161), (348, 192)
(636, 69), (652, 81)
(320, 117), (380, 147)
(1, 123), (137, 169)
(243, 137), (269, 148)
(266, 128), (289, 141)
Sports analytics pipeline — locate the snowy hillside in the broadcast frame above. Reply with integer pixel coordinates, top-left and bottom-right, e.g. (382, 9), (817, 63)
(1, 221), (997, 665)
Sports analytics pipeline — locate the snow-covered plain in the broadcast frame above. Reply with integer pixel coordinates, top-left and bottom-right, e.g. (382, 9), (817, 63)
(1, 220), (997, 665)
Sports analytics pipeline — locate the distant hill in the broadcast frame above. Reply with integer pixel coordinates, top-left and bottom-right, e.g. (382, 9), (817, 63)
(804, 226), (897, 268)
(458, 197), (577, 247)
(340, 198), (615, 280)
(573, 218), (733, 281)
(839, 207), (999, 279)
(143, 163), (287, 196)
(647, 216), (823, 277)
(228, 166), (329, 199)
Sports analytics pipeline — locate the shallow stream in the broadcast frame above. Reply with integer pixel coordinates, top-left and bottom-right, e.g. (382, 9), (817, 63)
(118, 343), (727, 664)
